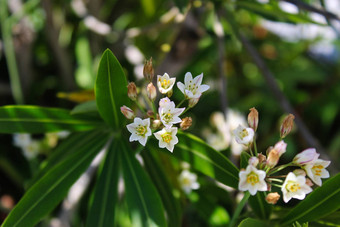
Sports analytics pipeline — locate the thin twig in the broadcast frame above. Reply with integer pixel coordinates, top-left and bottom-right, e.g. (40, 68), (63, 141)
(281, 0), (340, 22)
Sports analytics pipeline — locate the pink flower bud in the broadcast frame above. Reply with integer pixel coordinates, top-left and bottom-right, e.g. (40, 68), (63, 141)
(293, 148), (320, 165)
(266, 140), (287, 168)
(120, 105), (135, 119)
(265, 192), (280, 205)
(248, 107), (259, 132)
(127, 82), (137, 101)
(274, 140), (287, 156)
(280, 114), (295, 138)
(147, 82), (157, 101)
(188, 97), (200, 108)
(143, 57), (154, 81)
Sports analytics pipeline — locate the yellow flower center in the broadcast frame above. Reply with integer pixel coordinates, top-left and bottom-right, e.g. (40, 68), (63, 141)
(161, 132), (172, 143)
(286, 181), (301, 192)
(162, 112), (173, 123)
(182, 177), (191, 186)
(312, 164), (324, 176)
(246, 172), (259, 186)
(187, 81), (199, 95)
(136, 125), (147, 137)
(160, 79), (171, 89)
(240, 129), (249, 138)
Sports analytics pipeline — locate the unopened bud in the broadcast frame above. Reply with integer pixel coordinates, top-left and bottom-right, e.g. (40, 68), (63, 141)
(248, 157), (259, 167)
(180, 117), (192, 130)
(127, 82), (137, 101)
(143, 57), (154, 81)
(258, 153), (267, 164)
(306, 178), (314, 187)
(248, 107), (259, 131)
(167, 89), (173, 98)
(267, 149), (280, 168)
(147, 82), (157, 101)
(293, 169), (306, 177)
(120, 105), (135, 119)
(280, 114), (295, 138)
(188, 98), (199, 108)
(152, 119), (162, 129)
(265, 192), (280, 204)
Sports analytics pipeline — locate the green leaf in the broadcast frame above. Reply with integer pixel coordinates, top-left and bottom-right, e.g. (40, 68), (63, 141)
(142, 149), (182, 227)
(2, 132), (109, 227)
(173, 132), (239, 189)
(281, 173), (340, 225)
(238, 218), (269, 227)
(248, 192), (272, 219)
(120, 140), (166, 227)
(71, 100), (99, 116)
(86, 140), (120, 227)
(95, 49), (130, 130)
(0, 105), (101, 133)
(240, 151), (251, 169)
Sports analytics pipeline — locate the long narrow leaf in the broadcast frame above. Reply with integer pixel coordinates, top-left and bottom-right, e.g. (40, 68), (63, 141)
(248, 192), (272, 219)
(281, 173), (340, 225)
(173, 132), (239, 189)
(95, 49), (130, 130)
(0, 106), (101, 133)
(86, 140), (120, 227)
(120, 140), (166, 227)
(2, 132), (109, 227)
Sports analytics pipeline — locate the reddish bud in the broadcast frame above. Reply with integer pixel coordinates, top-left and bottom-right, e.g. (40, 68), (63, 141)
(248, 107), (259, 131)
(180, 117), (192, 130)
(280, 114), (295, 138)
(143, 57), (154, 81)
(120, 105), (135, 119)
(127, 82), (137, 101)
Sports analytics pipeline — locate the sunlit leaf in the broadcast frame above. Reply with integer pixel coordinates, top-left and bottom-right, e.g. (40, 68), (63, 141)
(95, 49), (130, 130)
(0, 106), (101, 133)
(2, 132), (109, 227)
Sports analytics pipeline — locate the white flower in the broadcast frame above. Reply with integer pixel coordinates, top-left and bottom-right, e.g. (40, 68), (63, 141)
(157, 73), (176, 94)
(293, 148), (320, 165)
(154, 127), (178, 152)
(22, 140), (40, 159)
(126, 118), (152, 146)
(238, 165), (267, 195)
(13, 133), (32, 148)
(177, 72), (209, 99)
(232, 125), (254, 146)
(158, 98), (185, 128)
(178, 170), (200, 194)
(282, 172), (312, 203)
(304, 159), (331, 186)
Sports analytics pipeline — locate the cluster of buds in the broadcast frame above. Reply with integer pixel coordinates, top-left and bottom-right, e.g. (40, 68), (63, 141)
(234, 108), (331, 203)
(121, 58), (209, 152)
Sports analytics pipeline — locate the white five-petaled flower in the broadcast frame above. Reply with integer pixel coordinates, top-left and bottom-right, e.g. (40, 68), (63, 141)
(157, 73), (176, 94)
(177, 72), (209, 99)
(154, 127), (178, 152)
(178, 169), (200, 194)
(239, 165), (267, 195)
(293, 148), (320, 165)
(158, 98), (185, 128)
(126, 117), (152, 146)
(282, 172), (312, 203)
(232, 125), (255, 146)
(304, 159), (331, 186)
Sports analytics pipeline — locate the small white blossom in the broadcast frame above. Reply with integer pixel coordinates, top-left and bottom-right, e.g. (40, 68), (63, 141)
(177, 72), (209, 99)
(282, 172), (312, 203)
(293, 148), (320, 165)
(304, 159), (331, 186)
(239, 165), (267, 195)
(126, 118), (152, 146)
(13, 133), (32, 148)
(178, 170), (200, 194)
(158, 98), (185, 128)
(21, 140), (41, 159)
(154, 127), (178, 152)
(157, 73), (176, 94)
(232, 125), (254, 146)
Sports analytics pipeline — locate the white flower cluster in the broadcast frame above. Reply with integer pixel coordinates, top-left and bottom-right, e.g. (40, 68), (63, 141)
(234, 108), (331, 204)
(122, 64), (209, 153)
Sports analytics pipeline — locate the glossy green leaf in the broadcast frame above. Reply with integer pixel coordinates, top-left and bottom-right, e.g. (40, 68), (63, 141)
(281, 173), (340, 225)
(142, 149), (181, 227)
(248, 192), (272, 219)
(120, 140), (166, 227)
(240, 151), (251, 169)
(95, 49), (130, 130)
(86, 140), (120, 227)
(0, 105), (101, 133)
(28, 130), (105, 188)
(2, 132), (109, 227)
(238, 218), (269, 227)
(70, 100), (99, 116)
(173, 132), (239, 189)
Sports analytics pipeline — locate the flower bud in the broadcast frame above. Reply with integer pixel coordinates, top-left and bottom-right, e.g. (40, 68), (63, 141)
(306, 178), (314, 187)
(248, 157), (259, 167)
(147, 82), (157, 101)
(267, 149), (280, 168)
(293, 169), (306, 176)
(280, 114), (295, 138)
(120, 105), (135, 119)
(265, 192), (280, 205)
(180, 117), (192, 130)
(127, 82), (137, 101)
(152, 119), (162, 129)
(248, 107), (259, 132)
(188, 98), (199, 108)
(143, 57), (154, 81)
(258, 153), (267, 164)
(293, 148), (319, 165)
(167, 89), (173, 98)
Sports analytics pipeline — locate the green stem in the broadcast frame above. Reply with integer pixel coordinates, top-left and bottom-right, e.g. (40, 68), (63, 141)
(151, 101), (157, 119)
(249, 146), (254, 157)
(253, 138), (258, 156)
(229, 192), (250, 227)
(0, 0), (24, 104)
(134, 100), (147, 115)
(176, 99), (186, 108)
(180, 106), (191, 116)
(270, 183), (283, 188)
(269, 163), (295, 175)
